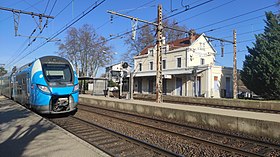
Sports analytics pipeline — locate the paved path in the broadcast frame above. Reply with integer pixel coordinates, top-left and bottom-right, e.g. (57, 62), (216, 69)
(0, 96), (109, 157)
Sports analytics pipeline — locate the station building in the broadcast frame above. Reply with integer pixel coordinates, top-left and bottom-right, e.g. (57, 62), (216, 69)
(133, 32), (234, 98)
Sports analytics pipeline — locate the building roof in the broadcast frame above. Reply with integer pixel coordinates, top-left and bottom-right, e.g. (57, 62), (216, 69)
(137, 34), (201, 56)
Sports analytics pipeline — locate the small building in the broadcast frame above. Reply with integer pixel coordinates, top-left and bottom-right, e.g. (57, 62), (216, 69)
(105, 62), (131, 83)
(133, 32), (234, 98)
(78, 77), (107, 95)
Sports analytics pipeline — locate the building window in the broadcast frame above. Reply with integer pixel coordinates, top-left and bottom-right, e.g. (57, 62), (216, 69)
(201, 58), (205, 65)
(162, 47), (167, 54)
(162, 60), (166, 69)
(177, 57), (181, 68)
(139, 63), (142, 71)
(149, 49), (153, 56)
(149, 61), (153, 70)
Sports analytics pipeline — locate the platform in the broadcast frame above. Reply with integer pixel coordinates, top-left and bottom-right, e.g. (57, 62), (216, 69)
(0, 96), (109, 157)
(79, 94), (280, 142)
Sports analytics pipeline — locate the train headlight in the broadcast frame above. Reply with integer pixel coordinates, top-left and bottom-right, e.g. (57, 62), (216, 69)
(37, 85), (50, 94)
(73, 84), (79, 92)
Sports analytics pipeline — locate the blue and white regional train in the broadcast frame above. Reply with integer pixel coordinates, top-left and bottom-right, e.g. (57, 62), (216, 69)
(0, 56), (79, 114)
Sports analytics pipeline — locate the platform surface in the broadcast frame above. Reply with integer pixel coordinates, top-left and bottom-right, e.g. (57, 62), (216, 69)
(81, 94), (280, 123)
(0, 96), (109, 157)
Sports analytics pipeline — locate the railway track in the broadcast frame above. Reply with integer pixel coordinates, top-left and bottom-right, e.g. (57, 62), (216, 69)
(78, 103), (280, 157)
(49, 116), (182, 157)
(133, 97), (280, 114)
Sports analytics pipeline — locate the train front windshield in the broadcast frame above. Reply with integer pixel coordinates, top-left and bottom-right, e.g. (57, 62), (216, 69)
(42, 64), (73, 84)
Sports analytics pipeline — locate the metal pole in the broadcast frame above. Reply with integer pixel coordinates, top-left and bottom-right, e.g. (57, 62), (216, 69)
(129, 72), (134, 100)
(119, 64), (123, 99)
(233, 30), (237, 99)
(156, 5), (163, 103)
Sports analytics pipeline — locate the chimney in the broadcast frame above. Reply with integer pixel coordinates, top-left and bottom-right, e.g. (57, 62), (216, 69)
(188, 29), (196, 44)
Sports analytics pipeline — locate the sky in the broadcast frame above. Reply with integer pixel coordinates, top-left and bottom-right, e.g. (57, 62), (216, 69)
(0, 0), (279, 76)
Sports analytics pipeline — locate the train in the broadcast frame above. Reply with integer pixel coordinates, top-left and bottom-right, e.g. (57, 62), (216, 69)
(0, 56), (79, 114)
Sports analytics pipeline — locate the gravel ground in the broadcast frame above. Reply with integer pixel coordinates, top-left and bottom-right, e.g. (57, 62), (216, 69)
(75, 109), (250, 157)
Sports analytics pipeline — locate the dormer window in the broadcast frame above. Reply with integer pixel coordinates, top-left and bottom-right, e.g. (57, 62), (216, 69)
(149, 49), (153, 56)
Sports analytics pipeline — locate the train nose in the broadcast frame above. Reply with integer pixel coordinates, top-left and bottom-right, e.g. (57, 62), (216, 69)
(50, 86), (74, 95)
(51, 95), (76, 112)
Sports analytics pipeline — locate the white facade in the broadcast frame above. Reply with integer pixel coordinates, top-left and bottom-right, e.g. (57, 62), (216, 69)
(105, 62), (131, 83)
(133, 34), (233, 98)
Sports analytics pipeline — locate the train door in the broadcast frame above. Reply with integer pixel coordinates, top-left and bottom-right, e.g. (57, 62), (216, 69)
(22, 73), (30, 106)
(15, 77), (21, 102)
(26, 73), (31, 106)
(11, 74), (16, 100)
(22, 77), (26, 105)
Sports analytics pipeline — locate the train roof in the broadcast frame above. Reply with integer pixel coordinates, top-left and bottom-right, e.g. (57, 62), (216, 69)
(16, 56), (70, 73)
(39, 56), (69, 64)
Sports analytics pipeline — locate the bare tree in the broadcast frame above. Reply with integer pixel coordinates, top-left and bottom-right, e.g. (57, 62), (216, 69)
(123, 19), (187, 65)
(57, 24), (113, 77)
(0, 67), (7, 76)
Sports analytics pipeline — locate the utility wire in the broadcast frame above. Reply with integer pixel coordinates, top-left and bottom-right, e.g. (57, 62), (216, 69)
(177, 0), (237, 24)
(163, 0), (214, 20)
(196, 3), (277, 31)
(6, 0), (71, 67)
(7, 0), (106, 67)
(219, 28), (263, 39)
(6, 0), (59, 67)
(105, 0), (214, 43)
(53, 0), (72, 17)
(0, 0), (44, 23)
(49, 0), (58, 15)
(43, 0), (51, 14)
(23, 0), (41, 12)
(96, 0), (156, 30)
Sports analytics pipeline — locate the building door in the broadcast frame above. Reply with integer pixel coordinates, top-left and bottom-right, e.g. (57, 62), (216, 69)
(163, 79), (167, 95)
(148, 79), (153, 94)
(138, 79), (142, 93)
(226, 77), (231, 97)
(197, 76), (201, 96)
(176, 78), (182, 96)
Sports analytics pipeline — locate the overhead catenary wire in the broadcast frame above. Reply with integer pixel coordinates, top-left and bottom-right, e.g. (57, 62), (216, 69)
(6, 0), (73, 68)
(23, 0), (41, 12)
(176, 0), (237, 24)
(195, 3), (277, 31)
(3, 0), (56, 66)
(5, 0), (59, 68)
(163, 0), (214, 20)
(43, 0), (51, 14)
(0, 0), (44, 23)
(6, 0), (106, 68)
(105, 0), (215, 45)
(49, 0), (58, 16)
(203, 10), (280, 33)
(96, 0), (156, 30)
